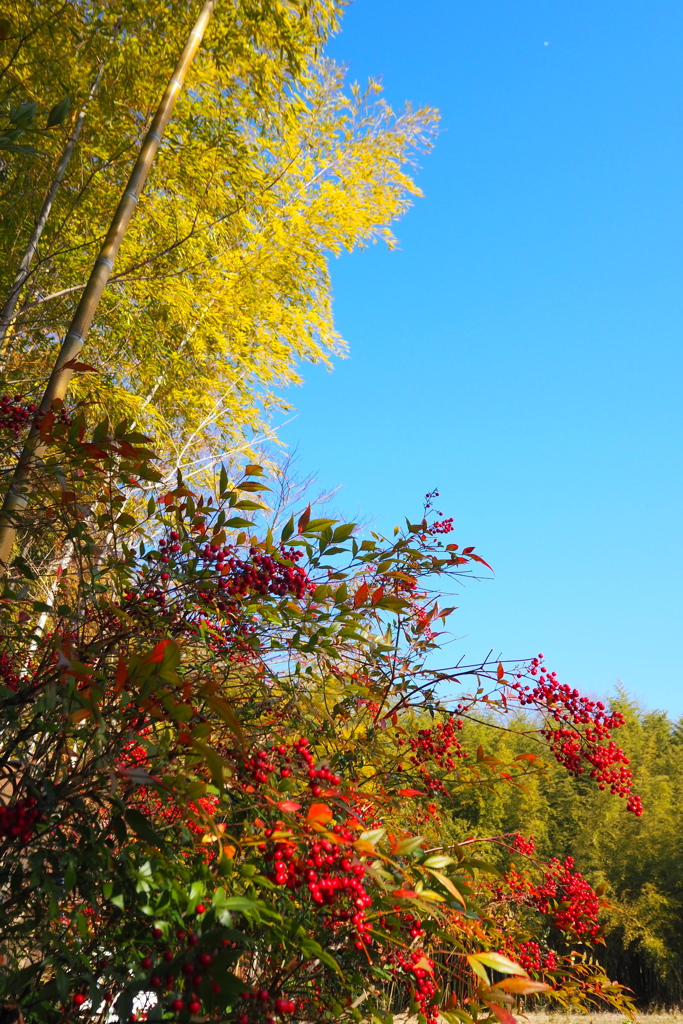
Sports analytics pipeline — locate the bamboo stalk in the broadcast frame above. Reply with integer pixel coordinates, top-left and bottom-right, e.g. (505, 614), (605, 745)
(0, 0), (218, 570)
(0, 62), (105, 361)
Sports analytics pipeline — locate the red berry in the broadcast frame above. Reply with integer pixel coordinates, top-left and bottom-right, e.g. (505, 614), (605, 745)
(141, 956), (152, 970)
(188, 1001), (201, 1014)
(195, 903), (206, 914)
(152, 927), (163, 938)
(199, 952), (212, 966)
(172, 999), (184, 1012)
(74, 994), (86, 1007)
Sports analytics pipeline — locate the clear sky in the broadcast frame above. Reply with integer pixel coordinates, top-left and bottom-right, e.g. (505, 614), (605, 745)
(279, 0), (683, 717)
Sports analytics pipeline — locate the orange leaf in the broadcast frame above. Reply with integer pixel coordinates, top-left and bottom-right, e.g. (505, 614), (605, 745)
(493, 979), (551, 995)
(398, 788), (426, 797)
(307, 802), (333, 825)
(371, 586), (384, 606)
(353, 582), (369, 608)
(497, 662), (505, 681)
(69, 709), (92, 724)
(391, 888), (419, 899)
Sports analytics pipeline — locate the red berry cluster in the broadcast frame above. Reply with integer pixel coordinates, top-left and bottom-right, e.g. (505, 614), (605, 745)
(263, 827), (374, 950)
(515, 940), (556, 973)
(392, 950), (439, 1023)
(535, 857), (603, 939)
(238, 988), (296, 1023)
(425, 516), (454, 535)
(397, 718), (468, 792)
(511, 833), (536, 856)
(0, 796), (40, 842)
(508, 656), (643, 815)
(0, 394), (37, 437)
(492, 857), (603, 941)
(0, 644), (21, 692)
(199, 542), (310, 600)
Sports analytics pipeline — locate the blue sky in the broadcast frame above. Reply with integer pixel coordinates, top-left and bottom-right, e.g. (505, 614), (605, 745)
(279, 0), (683, 717)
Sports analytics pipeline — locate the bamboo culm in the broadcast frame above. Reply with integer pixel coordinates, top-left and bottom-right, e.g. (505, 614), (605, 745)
(0, 63), (105, 361)
(0, 0), (218, 570)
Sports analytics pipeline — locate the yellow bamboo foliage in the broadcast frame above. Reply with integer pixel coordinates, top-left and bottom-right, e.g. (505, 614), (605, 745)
(0, 1), (437, 481)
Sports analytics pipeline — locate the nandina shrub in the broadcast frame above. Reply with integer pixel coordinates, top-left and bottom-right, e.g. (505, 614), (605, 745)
(0, 446), (639, 1022)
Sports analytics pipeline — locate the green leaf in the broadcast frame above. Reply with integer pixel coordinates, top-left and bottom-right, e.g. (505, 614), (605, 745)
(467, 955), (490, 985)
(125, 808), (166, 848)
(281, 515), (295, 542)
(300, 937), (343, 975)
(470, 952), (528, 976)
(191, 738), (227, 790)
(394, 835), (424, 856)
(10, 100), (36, 127)
(225, 517), (253, 528)
(46, 94), (70, 127)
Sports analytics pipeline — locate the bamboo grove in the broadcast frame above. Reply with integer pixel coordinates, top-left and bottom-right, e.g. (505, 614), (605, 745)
(0, 2), (674, 1022)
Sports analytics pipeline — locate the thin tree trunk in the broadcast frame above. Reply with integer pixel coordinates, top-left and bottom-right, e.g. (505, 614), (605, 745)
(23, 541), (73, 663)
(0, 63), (105, 361)
(0, 0), (218, 570)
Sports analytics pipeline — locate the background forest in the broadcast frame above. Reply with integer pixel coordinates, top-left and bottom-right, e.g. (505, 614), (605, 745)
(0, 0), (680, 1020)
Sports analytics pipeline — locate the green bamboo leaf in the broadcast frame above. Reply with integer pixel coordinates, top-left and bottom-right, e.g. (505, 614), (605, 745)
(46, 94), (70, 127)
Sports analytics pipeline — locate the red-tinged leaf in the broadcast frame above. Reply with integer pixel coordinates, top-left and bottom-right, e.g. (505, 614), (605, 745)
(115, 656), (128, 692)
(78, 443), (110, 458)
(160, 493), (174, 506)
(297, 504), (311, 533)
(398, 788), (426, 797)
(514, 753), (541, 762)
(307, 802), (333, 825)
(497, 662), (505, 681)
(476, 745), (485, 762)
(462, 545), (475, 554)
(484, 1002), (518, 1024)
(39, 410), (55, 438)
(353, 582), (369, 608)
(145, 639), (173, 664)
(391, 889), (419, 899)
(278, 800), (302, 813)
(61, 357), (98, 372)
(371, 585), (384, 606)
(469, 552), (494, 571)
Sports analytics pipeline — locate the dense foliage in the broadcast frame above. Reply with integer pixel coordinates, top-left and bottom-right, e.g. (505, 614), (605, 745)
(0, 405), (643, 1021)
